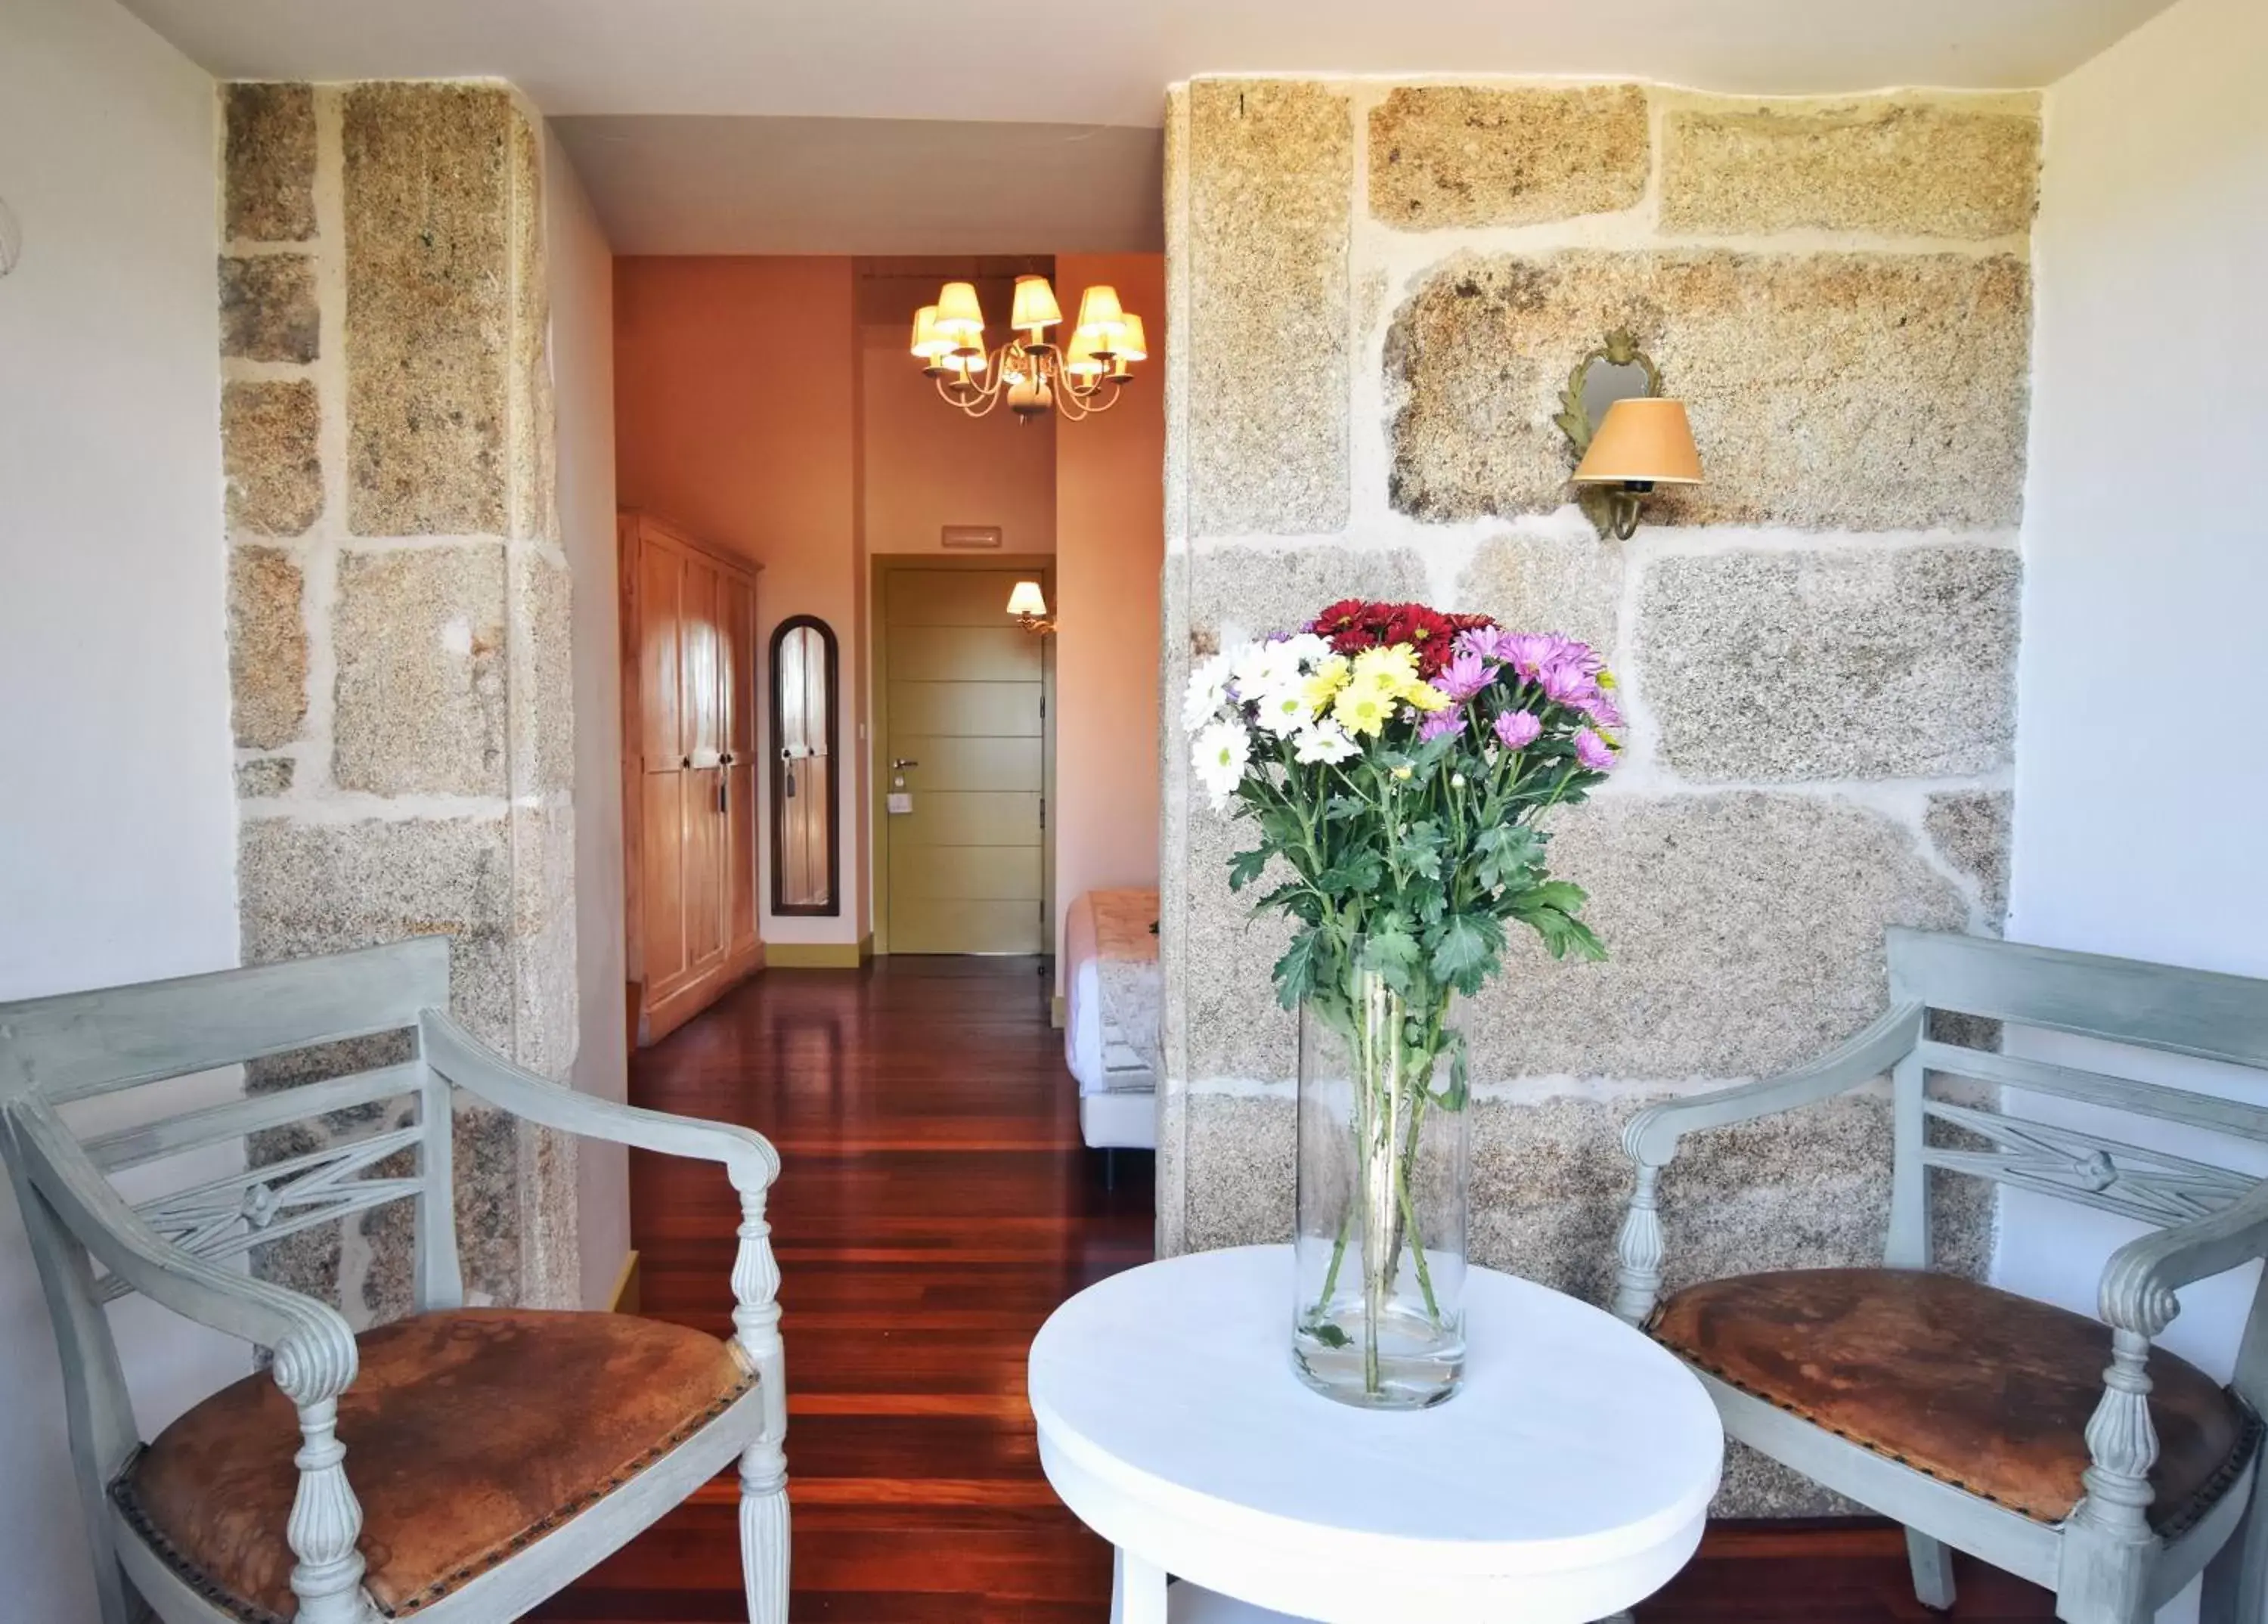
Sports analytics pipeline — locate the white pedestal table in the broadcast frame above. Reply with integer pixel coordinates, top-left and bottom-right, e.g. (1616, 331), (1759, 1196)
(1027, 1244), (1723, 1624)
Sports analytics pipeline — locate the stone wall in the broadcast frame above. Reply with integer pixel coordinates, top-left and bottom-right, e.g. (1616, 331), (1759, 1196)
(1160, 79), (2034, 1512)
(220, 82), (579, 1318)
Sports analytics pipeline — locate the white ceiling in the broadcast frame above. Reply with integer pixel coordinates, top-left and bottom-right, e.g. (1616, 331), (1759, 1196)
(556, 118), (1164, 254)
(122, 0), (2177, 253)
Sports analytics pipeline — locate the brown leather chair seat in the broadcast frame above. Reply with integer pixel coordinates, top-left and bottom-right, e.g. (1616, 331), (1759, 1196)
(115, 1309), (754, 1622)
(1650, 1268), (2256, 1532)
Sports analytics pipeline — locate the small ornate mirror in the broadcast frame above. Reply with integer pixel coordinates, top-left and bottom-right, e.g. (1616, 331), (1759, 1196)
(770, 616), (840, 916)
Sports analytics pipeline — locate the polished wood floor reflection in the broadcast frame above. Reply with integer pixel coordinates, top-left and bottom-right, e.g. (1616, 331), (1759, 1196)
(535, 957), (2052, 1622)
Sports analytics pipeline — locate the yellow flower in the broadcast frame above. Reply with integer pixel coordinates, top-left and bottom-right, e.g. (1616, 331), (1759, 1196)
(1331, 677), (1394, 738)
(1350, 644), (1419, 694)
(1597, 667), (1619, 690)
(1299, 655), (1351, 716)
(1402, 681), (1452, 714)
(1392, 765), (1414, 779)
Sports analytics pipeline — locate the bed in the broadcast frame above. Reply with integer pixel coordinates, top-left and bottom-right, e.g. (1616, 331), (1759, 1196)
(1064, 888), (1160, 1151)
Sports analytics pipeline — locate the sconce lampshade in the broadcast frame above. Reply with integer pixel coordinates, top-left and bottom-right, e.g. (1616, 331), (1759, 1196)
(1111, 313), (1149, 364)
(909, 305), (953, 361)
(1074, 284), (1126, 348)
(934, 280), (986, 345)
(1011, 274), (1063, 332)
(1006, 581), (1049, 618)
(1572, 398), (1703, 486)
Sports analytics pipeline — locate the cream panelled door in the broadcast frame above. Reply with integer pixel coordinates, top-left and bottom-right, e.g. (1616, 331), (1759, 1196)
(883, 569), (1046, 954)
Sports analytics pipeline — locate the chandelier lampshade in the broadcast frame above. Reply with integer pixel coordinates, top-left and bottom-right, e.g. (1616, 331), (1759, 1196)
(1074, 284), (1126, 349)
(934, 280), (986, 346)
(1011, 274), (1063, 333)
(915, 271), (1145, 423)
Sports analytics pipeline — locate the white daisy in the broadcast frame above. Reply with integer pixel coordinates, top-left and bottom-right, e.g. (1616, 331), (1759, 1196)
(1231, 640), (1303, 708)
(1192, 718), (1252, 806)
(1181, 652), (1234, 733)
(1292, 720), (1362, 764)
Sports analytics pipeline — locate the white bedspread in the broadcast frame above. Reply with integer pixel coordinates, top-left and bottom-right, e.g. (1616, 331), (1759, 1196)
(1064, 888), (1160, 1098)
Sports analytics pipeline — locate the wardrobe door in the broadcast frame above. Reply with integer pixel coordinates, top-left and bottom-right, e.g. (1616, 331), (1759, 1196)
(638, 535), (692, 1003)
(680, 552), (729, 982)
(724, 572), (761, 962)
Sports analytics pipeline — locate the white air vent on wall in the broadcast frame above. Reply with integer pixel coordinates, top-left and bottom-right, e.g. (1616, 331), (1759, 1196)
(941, 525), (1002, 550)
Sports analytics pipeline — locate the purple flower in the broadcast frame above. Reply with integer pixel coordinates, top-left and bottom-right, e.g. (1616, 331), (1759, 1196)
(1582, 690), (1625, 729)
(1455, 626), (1519, 664)
(1493, 710), (1542, 750)
(1538, 655), (1602, 709)
(1436, 650), (1494, 702)
(1418, 708), (1467, 744)
(1499, 633), (1563, 680)
(1574, 727), (1617, 771)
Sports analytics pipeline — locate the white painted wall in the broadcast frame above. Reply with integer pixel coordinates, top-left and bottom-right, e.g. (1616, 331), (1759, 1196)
(544, 127), (631, 1310)
(0, 2), (249, 1617)
(2001, 0), (2268, 1615)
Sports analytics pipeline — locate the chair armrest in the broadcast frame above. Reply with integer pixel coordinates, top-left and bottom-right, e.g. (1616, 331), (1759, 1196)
(9, 1100), (356, 1401)
(1608, 1001), (1923, 1325)
(2099, 1178), (2268, 1341)
(1621, 1001), (1926, 1167)
(420, 1010), (779, 1193)
(2065, 1181), (2268, 1576)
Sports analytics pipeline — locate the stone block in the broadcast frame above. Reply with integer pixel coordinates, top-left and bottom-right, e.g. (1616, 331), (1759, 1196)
(1188, 544), (1428, 646)
(223, 380), (322, 537)
(510, 803), (579, 1081)
(1661, 95), (2041, 241)
(1186, 80), (1351, 538)
(1641, 547), (2021, 782)
(1385, 250), (2031, 532)
(227, 545), (306, 749)
(1370, 85), (1649, 230)
(508, 115), (556, 544)
(1185, 1093), (1295, 1253)
(1454, 532), (1624, 657)
(332, 544), (508, 796)
(509, 550), (575, 797)
(1465, 792), (1969, 1080)
(342, 83), (517, 537)
(234, 756), (296, 798)
(220, 254), (320, 364)
(1927, 790), (2013, 927)
(224, 83), (316, 243)
(237, 814), (514, 1048)
(1182, 801), (1298, 1085)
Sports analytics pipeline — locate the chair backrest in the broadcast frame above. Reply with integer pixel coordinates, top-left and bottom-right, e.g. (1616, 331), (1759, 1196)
(1883, 928), (2268, 1270)
(0, 939), (460, 1485)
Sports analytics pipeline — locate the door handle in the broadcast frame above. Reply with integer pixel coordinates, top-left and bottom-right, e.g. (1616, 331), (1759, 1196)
(717, 774), (729, 816)
(891, 758), (920, 770)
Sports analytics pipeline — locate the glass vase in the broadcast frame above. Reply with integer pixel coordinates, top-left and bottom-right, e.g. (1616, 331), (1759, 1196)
(1290, 957), (1470, 1409)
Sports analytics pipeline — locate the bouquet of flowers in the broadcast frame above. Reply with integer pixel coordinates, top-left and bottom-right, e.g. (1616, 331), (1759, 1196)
(1182, 598), (1617, 1406)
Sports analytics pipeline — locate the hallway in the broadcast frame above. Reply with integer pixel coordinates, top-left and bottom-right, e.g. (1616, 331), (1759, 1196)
(543, 956), (1154, 1621)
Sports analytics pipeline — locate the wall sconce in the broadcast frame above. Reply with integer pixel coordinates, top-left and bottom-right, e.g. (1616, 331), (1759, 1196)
(1557, 330), (1703, 540)
(1007, 579), (1056, 637)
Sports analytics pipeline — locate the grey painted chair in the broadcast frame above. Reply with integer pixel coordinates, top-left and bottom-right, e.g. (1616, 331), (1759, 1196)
(1612, 927), (2268, 1624)
(0, 938), (788, 1624)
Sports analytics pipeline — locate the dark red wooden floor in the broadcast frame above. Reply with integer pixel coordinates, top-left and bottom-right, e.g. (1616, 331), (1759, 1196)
(534, 956), (2053, 1622)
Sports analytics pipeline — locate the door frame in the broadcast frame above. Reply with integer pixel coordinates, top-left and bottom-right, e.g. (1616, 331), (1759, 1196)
(869, 553), (1056, 958)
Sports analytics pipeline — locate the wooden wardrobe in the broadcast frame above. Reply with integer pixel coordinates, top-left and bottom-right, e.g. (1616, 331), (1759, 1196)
(620, 511), (763, 1044)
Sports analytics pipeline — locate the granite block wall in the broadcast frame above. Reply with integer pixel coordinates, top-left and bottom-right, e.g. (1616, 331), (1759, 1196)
(1160, 79), (2034, 1513)
(220, 81), (578, 1320)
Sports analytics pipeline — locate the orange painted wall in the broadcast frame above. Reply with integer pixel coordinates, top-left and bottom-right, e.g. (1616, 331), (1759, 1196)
(613, 256), (867, 944)
(1052, 253), (1166, 984)
(858, 319), (1056, 555)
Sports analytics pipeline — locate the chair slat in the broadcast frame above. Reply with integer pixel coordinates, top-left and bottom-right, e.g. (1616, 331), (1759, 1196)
(1917, 1041), (2268, 1144)
(0, 938), (450, 1103)
(1888, 927), (2268, 1069)
(79, 1062), (427, 1171)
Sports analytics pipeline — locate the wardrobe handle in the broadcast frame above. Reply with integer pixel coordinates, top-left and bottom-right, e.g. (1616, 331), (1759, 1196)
(681, 755), (692, 769)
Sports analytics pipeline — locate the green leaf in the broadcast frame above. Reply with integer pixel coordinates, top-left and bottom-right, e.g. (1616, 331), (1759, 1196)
(1361, 925), (1422, 993)
(1430, 912), (1505, 996)
(1272, 929), (1330, 1010)
(1226, 846), (1269, 892)
(1315, 853), (1384, 896)
(1509, 882), (1609, 962)
(1307, 1321), (1351, 1349)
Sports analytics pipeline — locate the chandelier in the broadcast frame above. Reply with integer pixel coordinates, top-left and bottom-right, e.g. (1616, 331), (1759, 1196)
(911, 274), (1147, 422)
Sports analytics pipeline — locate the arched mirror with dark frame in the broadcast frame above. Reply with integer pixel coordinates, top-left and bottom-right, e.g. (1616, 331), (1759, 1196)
(769, 615), (840, 917)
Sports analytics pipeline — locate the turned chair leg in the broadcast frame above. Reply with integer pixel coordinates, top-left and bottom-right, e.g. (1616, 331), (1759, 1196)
(1907, 1528), (1957, 1611)
(739, 1437), (789, 1624)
